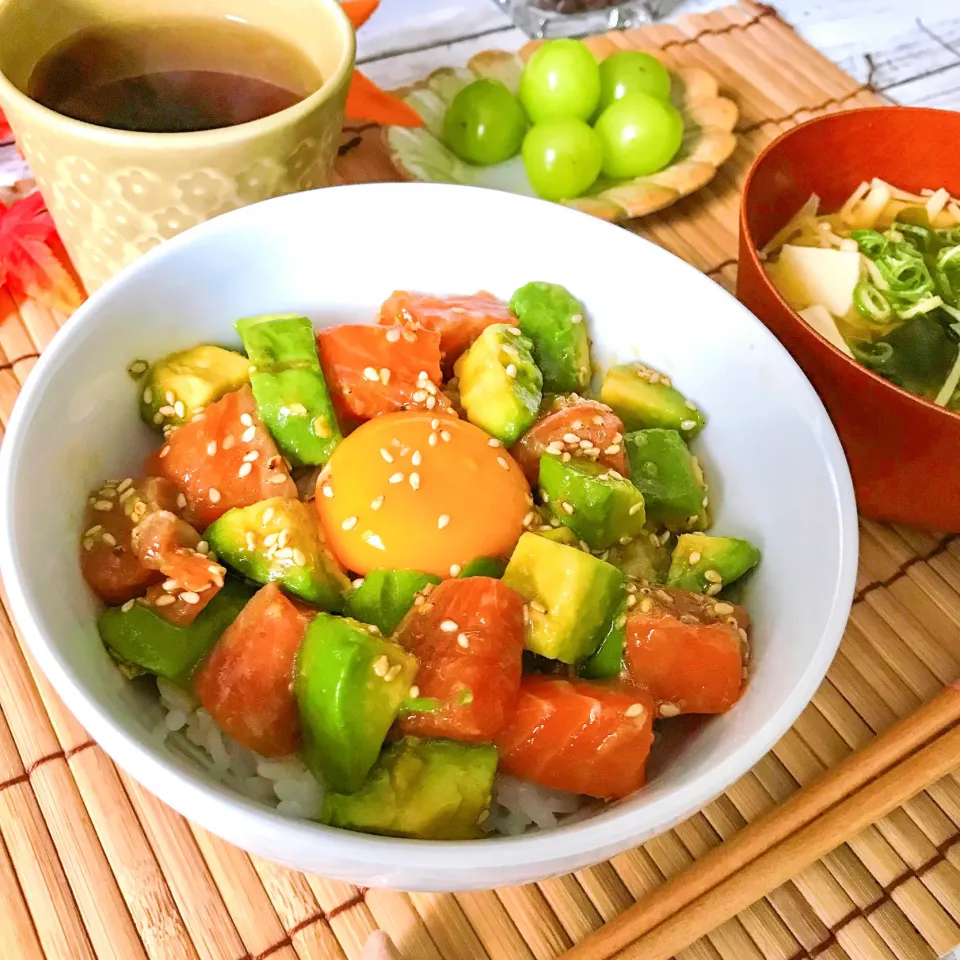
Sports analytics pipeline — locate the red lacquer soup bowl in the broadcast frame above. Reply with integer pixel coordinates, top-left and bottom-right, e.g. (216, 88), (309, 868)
(738, 106), (960, 532)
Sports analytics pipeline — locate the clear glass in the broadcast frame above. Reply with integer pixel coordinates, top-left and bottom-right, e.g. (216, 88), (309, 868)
(491, 0), (670, 39)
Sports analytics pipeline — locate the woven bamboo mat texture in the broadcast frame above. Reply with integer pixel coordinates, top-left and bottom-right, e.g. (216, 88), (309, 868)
(1, 2), (959, 958)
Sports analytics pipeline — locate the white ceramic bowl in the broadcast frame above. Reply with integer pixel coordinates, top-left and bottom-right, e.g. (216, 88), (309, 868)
(0, 183), (858, 891)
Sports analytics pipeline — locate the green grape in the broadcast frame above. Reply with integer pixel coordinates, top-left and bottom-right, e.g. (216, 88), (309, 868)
(522, 118), (602, 201)
(518, 39), (601, 123)
(593, 93), (684, 180)
(443, 79), (527, 166)
(598, 51), (672, 110)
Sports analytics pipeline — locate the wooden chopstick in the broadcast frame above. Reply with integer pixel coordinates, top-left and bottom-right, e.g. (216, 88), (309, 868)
(563, 681), (960, 960)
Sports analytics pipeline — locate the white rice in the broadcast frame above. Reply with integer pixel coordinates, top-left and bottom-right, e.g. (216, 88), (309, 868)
(154, 678), (589, 835)
(154, 678), (323, 819)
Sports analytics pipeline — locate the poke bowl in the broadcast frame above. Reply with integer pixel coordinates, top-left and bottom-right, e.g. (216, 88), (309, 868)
(738, 107), (960, 532)
(0, 182), (857, 891)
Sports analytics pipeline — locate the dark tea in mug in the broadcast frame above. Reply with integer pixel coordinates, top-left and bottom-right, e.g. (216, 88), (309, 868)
(28, 17), (323, 133)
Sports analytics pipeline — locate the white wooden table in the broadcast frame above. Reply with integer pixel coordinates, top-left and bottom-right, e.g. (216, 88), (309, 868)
(356, 0), (960, 108)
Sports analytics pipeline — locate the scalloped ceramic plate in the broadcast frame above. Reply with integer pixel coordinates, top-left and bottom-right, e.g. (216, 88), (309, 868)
(384, 49), (738, 222)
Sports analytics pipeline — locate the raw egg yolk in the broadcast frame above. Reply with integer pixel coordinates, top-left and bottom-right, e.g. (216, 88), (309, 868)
(316, 412), (531, 577)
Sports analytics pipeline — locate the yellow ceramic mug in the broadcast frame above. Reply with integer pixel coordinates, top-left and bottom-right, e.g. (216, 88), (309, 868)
(0, 0), (355, 292)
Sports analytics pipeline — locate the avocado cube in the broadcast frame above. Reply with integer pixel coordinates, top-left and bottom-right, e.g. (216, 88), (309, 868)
(457, 556), (509, 579)
(345, 569), (441, 635)
(509, 282), (591, 393)
(539, 456), (646, 550)
(321, 737), (497, 840)
(235, 314), (342, 466)
(206, 498), (349, 610)
(604, 530), (674, 583)
(295, 614), (418, 793)
(503, 533), (623, 663)
(624, 429), (709, 531)
(139, 345), (250, 432)
(579, 594), (628, 679)
(534, 524), (581, 547)
(600, 364), (706, 438)
(98, 577), (255, 683)
(666, 533), (761, 596)
(454, 324), (542, 445)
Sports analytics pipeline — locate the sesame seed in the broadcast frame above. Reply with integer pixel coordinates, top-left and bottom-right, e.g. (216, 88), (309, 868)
(143, 387), (153, 404)
(264, 533), (279, 547)
(579, 540), (590, 552)
(364, 532), (386, 550)
(659, 702), (681, 718)
(571, 313), (583, 324)
(626, 594), (638, 608)
(289, 402), (307, 416)
(426, 396), (436, 410)
(154, 594), (176, 607)
(263, 507), (275, 526)
(409, 472), (420, 490)
(268, 474), (287, 484)
(605, 444), (621, 455)
(688, 551), (701, 565)
(628, 502), (643, 516)
(380, 448), (394, 463)
(703, 569), (722, 584)
(706, 583), (723, 596)
(508, 326), (521, 336)
(440, 430), (451, 443)
(159, 445), (170, 458)
(278, 528), (291, 547)
(373, 655), (389, 677)
(439, 619), (459, 633)
(411, 450), (422, 467)
(117, 478), (133, 494)
(702, 496), (709, 508)
(522, 604), (530, 625)
(714, 602), (735, 616)
(457, 633), (469, 649)
(342, 517), (358, 531)
(84, 525), (103, 537)
(619, 535), (633, 546)
(222, 435), (236, 450)
(428, 433), (438, 447)
(388, 472), (404, 484)
(162, 577), (178, 591)
(738, 627), (749, 643)
(546, 441), (564, 454)
(367, 496), (383, 512)
(625, 702), (644, 718)
(181, 591), (200, 605)
(449, 563), (461, 577)
(292, 549), (306, 566)
(245, 532), (256, 550)
(497, 457), (509, 470)
(608, 469), (624, 481)
(685, 400), (698, 411)
(153, 412), (164, 425)
(408, 685), (420, 699)
(237, 462), (252, 478)
(158, 405), (177, 418)
(530, 600), (547, 614)
(379, 368), (391, 385)
(578, 439), (592, 450)
(362, 367), (379, 382)
(385, 327), (402, 343)
(93, 500), (113, 512)
(563, 433), (580, 444)
(121, 599), (135, 612)
(274, 547), (294, 560)
(174, 401), (185, 419)
(322, 484), (333, 498)
(505, 363), (518, 378)
(560, 501), (574, 515)
(385, 664), (402, 682)
(640, 598), (654, 613)
(402, 329), (417, 343)
(523, 512), (537, 527)
(241, 425), (257, 443)
(680, 420), (697, 431)
(412, 390), (428, 403)
(235, 412), (250, 427)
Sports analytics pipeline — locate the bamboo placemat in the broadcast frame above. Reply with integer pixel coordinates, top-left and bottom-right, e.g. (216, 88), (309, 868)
(1, 3), (959, 958)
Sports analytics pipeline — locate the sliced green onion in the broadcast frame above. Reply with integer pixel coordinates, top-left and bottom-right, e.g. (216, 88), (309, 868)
(852, 340), (894, 366)
(935, 342), (960, 406)
(853, 280), (892, 324)
(851, 229), (887, 258)
(940, 302), (960, 323)
(897, 295), (943, 320)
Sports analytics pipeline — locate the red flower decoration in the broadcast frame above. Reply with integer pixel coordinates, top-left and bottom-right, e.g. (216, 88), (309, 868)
(0, 192), (84, 314)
